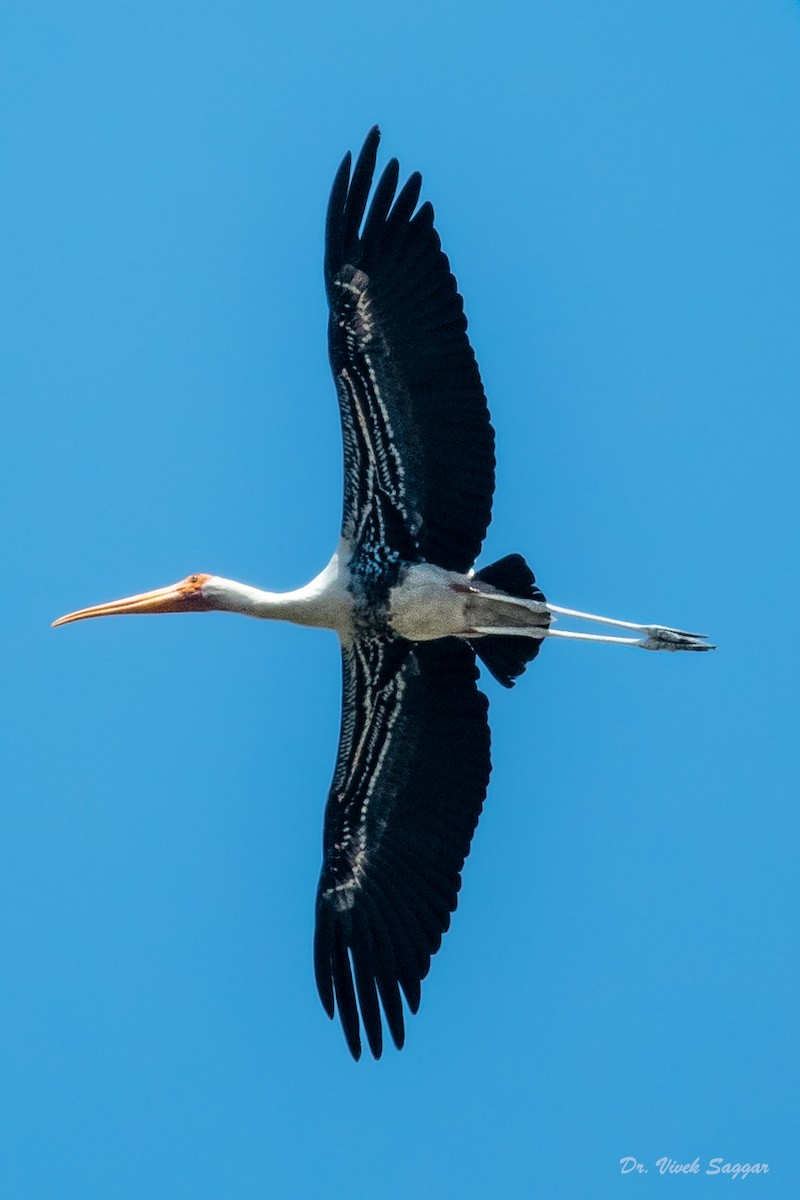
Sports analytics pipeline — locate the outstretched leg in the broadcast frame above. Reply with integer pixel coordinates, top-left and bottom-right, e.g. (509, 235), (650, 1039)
(546, 605), (715, 651)
(469, 602), (715, 652)
(463, 557), (714, 652)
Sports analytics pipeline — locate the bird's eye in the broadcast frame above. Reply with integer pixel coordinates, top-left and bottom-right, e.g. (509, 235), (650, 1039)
(189, 574), (199, 584)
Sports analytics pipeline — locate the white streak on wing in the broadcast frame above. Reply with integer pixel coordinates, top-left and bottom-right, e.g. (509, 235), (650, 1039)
(334, 272), (418, 539)
(325, 641), (409, 903)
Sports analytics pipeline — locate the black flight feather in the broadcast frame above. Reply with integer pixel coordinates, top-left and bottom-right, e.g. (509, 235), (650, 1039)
(325, 126), (495, 573)
(314, 638), (490, 1059)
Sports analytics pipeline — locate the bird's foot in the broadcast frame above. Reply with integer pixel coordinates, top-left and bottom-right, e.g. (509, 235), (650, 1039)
(638, 626), (716, 652)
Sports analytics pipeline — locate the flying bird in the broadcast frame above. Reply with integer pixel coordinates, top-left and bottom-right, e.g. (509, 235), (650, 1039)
(54, 127), (713, 1060)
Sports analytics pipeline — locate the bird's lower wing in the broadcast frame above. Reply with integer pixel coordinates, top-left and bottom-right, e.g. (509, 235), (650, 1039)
(314, 636), (491, 1059)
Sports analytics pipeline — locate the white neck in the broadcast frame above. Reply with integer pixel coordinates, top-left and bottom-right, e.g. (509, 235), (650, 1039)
(205, 545), (351, 633)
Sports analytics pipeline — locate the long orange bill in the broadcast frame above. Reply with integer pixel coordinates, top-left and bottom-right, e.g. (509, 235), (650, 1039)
(52, 578), (206, 627)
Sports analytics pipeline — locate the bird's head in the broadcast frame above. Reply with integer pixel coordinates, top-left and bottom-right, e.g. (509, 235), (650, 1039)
(52, 573), (218, 627)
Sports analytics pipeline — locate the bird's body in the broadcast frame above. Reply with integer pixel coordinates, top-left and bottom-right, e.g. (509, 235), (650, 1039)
(54, 128), (713, 1060)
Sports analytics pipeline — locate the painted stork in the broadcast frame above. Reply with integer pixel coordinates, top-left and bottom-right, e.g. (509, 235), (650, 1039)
(53, 127), (713, 1060)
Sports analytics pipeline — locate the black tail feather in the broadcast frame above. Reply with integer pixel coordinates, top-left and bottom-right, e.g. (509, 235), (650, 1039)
(470, 555), (548, 688)
(472, 553), (545, 602)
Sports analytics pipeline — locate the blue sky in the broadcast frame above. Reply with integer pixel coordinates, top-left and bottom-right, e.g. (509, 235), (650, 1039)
(3, 1), (798, 1195)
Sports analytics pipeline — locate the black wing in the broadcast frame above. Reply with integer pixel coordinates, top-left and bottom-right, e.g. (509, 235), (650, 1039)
(325, 126), (495, 573)
(314, 637), (491, 1059)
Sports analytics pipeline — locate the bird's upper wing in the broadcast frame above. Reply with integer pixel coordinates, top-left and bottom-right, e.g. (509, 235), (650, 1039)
(314, 636), (491, 1059)
(325, 126), (496, 573)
